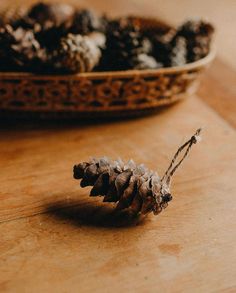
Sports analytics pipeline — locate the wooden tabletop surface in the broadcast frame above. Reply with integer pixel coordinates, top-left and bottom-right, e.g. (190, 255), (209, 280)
(0, 1), (236, 292)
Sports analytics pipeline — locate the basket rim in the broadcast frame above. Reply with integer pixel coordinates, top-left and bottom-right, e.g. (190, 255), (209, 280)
(0, 47), (216, 80)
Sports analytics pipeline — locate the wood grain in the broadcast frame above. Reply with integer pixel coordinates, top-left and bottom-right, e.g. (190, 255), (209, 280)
(1, 95), (236, 292)
(0, 1), (236, 292)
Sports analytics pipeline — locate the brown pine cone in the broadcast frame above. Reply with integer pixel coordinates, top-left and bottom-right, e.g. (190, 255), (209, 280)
(101, 18), (153, 71)
(70, 9), (107, 35)
(74, 157), (171, 216)
(149, 29), (175, 67)
(73, 129), (201, 217)
(0, 24), (46, 71)
(174, 19), (214, 62)
(52, 33), (102, 73)
(10, 3), (74, 32)
(27, 2), (74, 27)
(35, 22), (69, 51)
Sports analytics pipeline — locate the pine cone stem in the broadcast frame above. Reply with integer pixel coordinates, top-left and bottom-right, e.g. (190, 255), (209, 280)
(161, 128), (202, 186)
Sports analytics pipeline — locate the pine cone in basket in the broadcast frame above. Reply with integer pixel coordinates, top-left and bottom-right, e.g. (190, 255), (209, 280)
(70, 9), (107, 35)
(10, 3), (74, 32)
(35, 22), (70, 51)
(27, 2), (74, 27)
(150, 29), (175, 67)
(74, 129), (201, 217)
(101, 18), (156, 71)
(52, 32), (103, 73)
(175, 19), (214, 62)
(0, 24), (46, 71)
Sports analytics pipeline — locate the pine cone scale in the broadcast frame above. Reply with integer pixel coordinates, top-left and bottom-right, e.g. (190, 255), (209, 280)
(73, 163), (88, 179)
(115, 176), (137, 211)
(90, 172), (109, 196)
(129, 192), (143, 215)
(114, 170), (132, 197)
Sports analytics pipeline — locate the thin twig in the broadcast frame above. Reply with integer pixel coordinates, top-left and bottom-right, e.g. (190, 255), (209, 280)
(161, 128), (202, 185)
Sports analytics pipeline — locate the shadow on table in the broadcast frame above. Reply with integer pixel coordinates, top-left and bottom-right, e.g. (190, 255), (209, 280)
(0, 103), (178, 131)
(46, 199), (148, 229)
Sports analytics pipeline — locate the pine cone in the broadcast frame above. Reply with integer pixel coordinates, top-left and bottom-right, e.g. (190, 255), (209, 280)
(102, 18), (153, 70)
(27, 2), (74, 27)
(70, 9), (107, 35)
(52, 33), (102, 73)
(175, 20), (214, 62)
(74, 157), (172, 216)
(151, 30), (175, 67)
(35, 22), (69, 51)
(0, 24), (46, 71)
(0, 25), (15, 70)
(73, 129), (202, 217)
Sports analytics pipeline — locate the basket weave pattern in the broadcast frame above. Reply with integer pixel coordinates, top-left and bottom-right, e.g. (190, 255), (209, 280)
(0, 67), (203, 113)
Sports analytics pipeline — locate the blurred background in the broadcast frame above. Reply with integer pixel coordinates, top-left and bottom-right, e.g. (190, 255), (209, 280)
(1, 0), (236, 69)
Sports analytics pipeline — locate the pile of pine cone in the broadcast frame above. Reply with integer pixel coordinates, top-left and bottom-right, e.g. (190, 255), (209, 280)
(0, 2), (214, 73)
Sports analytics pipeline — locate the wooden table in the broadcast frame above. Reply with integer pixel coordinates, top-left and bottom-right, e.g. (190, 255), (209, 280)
(0, 1), (236, 292)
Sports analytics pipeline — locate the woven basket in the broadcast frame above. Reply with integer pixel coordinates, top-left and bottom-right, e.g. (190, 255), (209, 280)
(0, 17), (215, 119)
